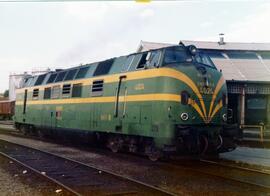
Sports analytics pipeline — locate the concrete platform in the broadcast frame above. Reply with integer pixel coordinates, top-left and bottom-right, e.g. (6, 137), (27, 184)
(221, 146), (270, 168)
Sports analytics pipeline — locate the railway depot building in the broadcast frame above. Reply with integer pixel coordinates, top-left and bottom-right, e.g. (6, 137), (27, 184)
(138, 40), (270, 138)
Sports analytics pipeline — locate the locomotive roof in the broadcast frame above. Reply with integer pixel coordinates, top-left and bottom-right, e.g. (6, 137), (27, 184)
(22, 45), (181, 88)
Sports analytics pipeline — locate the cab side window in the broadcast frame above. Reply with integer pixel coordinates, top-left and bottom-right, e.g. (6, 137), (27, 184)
(136, 53), (148, 69)
(122, 55), (135, 72)
(148, 50), (161, 68)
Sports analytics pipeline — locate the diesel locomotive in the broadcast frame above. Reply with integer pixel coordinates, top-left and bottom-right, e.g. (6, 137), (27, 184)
(14, 44), (238, 161)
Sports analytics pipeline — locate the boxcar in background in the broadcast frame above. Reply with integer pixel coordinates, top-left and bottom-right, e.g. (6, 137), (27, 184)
(0, 100), (15, 120)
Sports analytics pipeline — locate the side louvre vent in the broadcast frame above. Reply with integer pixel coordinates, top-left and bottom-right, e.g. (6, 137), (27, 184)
(62, 84), (71, 97)
(91, 80), (104, 96)
(32, 89), (39, 99)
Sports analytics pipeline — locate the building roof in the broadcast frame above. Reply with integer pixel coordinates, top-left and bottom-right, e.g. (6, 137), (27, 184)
(137, 40), (270, 52)
(137, 40), (270, 82)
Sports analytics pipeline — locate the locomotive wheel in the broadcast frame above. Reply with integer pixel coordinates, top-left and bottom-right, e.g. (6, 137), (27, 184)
(128, 144), (137, 153)
(128, 139), (138, 153)
(145, 146), (162, 162)
(37, 129), (45, 138)
(20, 125), (28, 135)
(107, 137), (121, 153)
(198, 135), (208, 155)
(110, 143), (119, 153)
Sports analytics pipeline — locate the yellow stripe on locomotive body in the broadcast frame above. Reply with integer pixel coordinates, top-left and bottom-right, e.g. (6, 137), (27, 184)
(16, 93), (181, 105)
(16, 67), (226, 124)
(208, 77), (226, 119)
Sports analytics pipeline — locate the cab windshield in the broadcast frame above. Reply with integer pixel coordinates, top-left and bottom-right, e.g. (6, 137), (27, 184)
(163, 46), (215, 68)
(163, 47), (192, 64)
(194, 52), (215, 68)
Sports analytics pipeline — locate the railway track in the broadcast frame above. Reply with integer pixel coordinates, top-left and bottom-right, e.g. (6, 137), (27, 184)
(0, 153), (77, 195)
(0, 120), (13, 126)
(200, 159), (270, 175)
(0, 128), (270, 194)
(167, 158), (270, 193)
(0, 138), (176, 196)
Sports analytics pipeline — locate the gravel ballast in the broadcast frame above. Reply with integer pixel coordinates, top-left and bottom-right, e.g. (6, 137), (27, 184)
(0, 133), (267, 195)
(0, 155), (70, 195)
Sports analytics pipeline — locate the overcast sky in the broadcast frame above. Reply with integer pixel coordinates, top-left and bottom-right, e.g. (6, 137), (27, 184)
(1, 1), (270, 92)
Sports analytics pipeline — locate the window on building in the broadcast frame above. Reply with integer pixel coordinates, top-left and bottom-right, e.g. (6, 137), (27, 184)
(62, 84), (71, 97)
(35, 74), (46, 86)
(44, 87), (51, 99)
(72, 83), (82, 97)
(247, 98), (267, 109)
(91, 80), (104, 96)
(47, 73), (57, 84)
(226, 51), (258, 59)
(32, 89), (39, 99)
(75, 66), (89, 79)
(203, 50), (225, 59)
(55, 71), (67, 83)
(93, 59), (114, 76)
(51, 85), (61, 99)
(64, 69), (78, 81)
(259, 52), (270, 59)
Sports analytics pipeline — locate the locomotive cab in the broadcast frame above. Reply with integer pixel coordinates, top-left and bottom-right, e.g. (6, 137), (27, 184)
(158, 45), (237, 155)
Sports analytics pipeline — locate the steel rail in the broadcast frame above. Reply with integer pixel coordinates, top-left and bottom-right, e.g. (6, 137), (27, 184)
(0, 138), (177, 196)
(0, 152), (81, 196)
(200, 159), (270, 175)
(0, 121), (14, 126)
(168, 161), (270, 192)
(169, 159), (270, 192)
(220, 151), (270, 160)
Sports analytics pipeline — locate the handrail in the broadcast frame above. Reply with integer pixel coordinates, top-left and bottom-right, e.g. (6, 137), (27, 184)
(114, 75), (126, 117)
(240, 124), (265, 142)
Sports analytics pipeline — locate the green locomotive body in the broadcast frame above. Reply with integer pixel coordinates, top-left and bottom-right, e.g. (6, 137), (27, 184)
(14, 44), (237, 160)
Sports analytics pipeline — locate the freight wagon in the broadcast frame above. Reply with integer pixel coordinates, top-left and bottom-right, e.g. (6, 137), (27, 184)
(0, 100), (15, 120)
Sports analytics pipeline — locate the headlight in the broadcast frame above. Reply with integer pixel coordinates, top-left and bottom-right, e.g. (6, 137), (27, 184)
(188, 45), (197, 56)
(181, 91), (190, 105)
(222, 114), (227, 122)
(180, 113), (189, 121)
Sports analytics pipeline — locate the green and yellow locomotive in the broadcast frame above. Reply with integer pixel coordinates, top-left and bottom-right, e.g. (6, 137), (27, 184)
(14, 44), (238, 160)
